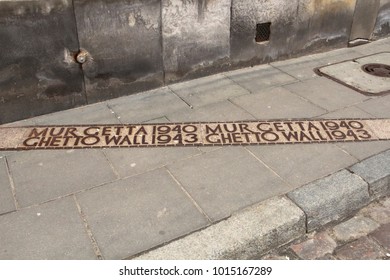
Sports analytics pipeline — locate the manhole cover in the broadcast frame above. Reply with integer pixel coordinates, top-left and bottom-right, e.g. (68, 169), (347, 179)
(316, 52), (390, 95)
(362, 63), (390, 78)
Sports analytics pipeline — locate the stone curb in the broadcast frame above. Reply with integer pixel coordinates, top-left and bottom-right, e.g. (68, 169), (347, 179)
(134, 149), (390, 260)
(349, 149), (390, 200)
(287, 170), (370, 232)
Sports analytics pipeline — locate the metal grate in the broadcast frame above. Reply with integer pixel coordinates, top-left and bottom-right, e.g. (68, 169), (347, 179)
(362, 63), (390, 78)
(255, 22), (271, 43)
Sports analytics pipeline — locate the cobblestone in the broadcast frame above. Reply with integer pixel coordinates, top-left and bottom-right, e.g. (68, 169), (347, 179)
(335, 237), (386, 260)
(370, 223), (390, 251)
(332, 216), (380, 242)
(261, 195), (390, 260)
(290, 232), (337, 260)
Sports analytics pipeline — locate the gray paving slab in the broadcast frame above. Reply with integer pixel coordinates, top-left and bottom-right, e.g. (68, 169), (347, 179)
(8, 150), (117, 207)
(288, 170), (370, 231)
(224, 64), (297, 94)
(0, 157), (15, 214)
(107, 87), (189, 123)
(167, 100), (255, 122)
(0, 151), (14, 157)
(32, 103), (121, 125)
(230, 87), (327, 119)
(356, 52), (390, 65)
(271, 49), (363, 81)
(143, 117), (171, 124)
(315, 49), (366, 65)
(197, 146), (222, 154)
(103, 147), (200, 178)
(284, 78), (369, 111)
(337, 141), (390, 161)
(169, 74), (249, 108)
(0, 197), (96, 259)
(76, 168), (208, 260)
(271, 57), (324, 81)
(167, 147), (290, 221)
(349, 150), (390, 199)
(0, 118), (36, 127)
(352, 38), (390, 55)
(356, 95), (390, 118)
(318, 106), (374, 119)
(137, 196), (305, 260)
(247, 144), (358, 188)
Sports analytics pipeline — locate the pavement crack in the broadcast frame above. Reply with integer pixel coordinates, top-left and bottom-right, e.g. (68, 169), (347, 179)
(168, 87), (194, 109)
(221, 73), (253, 95)
(244, 146), (295, 190)
(165, 167), (212, 223)
(102, 150), (121, 179)
(106, 103), (123, 124)
(73, 195), (104, 260)
(4, 157), (20, 210)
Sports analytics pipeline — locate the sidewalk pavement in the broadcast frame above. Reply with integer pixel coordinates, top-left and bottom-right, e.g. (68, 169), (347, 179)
(1, 38), (390, 260)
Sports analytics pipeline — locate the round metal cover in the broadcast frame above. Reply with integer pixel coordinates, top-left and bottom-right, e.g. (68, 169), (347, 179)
(362, 63), (390, 78)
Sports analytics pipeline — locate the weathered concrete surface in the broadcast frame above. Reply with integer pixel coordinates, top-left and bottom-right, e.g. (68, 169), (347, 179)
(350, 0), (381, 41)
(0, 197), (97, 260)
(230, 0), (300, 66)
(294, 0), (357, 54)
(1, 0), (390, 123)
(373, 0), (390, 39)
(230, 0), (358, 67)
(0, 0), (85, 124)
(162, 0), (231, 83)
(74, 0), (163, 103)
(135, 196), (306, 260)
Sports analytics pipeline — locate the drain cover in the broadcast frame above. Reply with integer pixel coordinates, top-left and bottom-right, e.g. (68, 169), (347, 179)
(317, 52), (390, 95)
(362, 63), (390, 78)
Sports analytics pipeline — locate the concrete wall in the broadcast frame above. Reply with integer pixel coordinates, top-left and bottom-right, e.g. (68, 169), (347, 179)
(0, 0), (389, 123)
(74, 0), (164, 103)
(0, 0), (85, 123)
(373, 0), (390, 38)
(162, 0), (231, 83)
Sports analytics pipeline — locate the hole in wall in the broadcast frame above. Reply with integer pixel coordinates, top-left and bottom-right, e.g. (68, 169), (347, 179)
(255, 22), (271, 43)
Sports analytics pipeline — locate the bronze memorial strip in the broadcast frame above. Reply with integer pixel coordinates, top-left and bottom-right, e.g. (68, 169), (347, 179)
(0, 119), (389, 151)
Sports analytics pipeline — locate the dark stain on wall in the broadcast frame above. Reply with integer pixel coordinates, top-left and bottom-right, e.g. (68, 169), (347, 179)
(74, 0), (164, 103)
(373, 2), (390, 39)
(0, 0), (389, 124)
(0, 0), (85, 124)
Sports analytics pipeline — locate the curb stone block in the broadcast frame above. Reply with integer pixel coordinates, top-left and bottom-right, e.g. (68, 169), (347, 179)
(349, 150), (390, 200)
(135, 196), (305, 260)
(288, 169), (370, 232)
